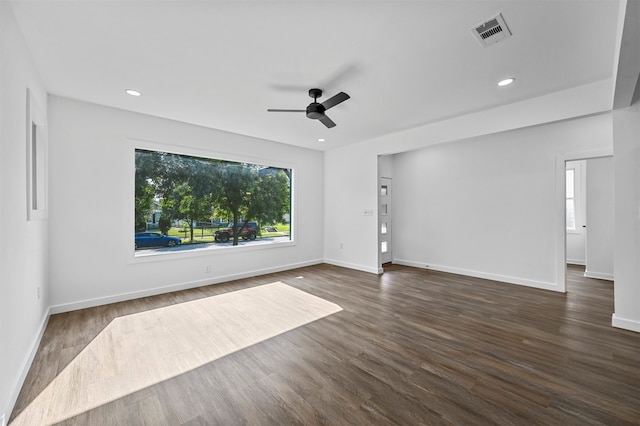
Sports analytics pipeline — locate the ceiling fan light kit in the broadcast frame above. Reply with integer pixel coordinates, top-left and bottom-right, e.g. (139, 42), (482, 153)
(268, 88), (350, 128)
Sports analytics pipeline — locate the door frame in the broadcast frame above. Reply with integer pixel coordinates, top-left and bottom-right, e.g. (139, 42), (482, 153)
(555, 148), (613, 292)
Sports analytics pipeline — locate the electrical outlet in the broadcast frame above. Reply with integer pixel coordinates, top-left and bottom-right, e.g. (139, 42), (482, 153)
(37, 286), (41, 299)
(205, 265), (211, 273)
(339, 242), (343, 249)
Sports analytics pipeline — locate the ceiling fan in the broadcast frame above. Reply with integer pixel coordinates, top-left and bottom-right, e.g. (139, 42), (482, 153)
(267, 88), (350, 128)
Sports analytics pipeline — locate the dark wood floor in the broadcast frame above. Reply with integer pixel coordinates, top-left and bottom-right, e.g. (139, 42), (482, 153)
(11, 264), (640, 425)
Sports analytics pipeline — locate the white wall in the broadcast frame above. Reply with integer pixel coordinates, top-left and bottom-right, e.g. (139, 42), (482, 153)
(566, 160), (587, 265)
(378, 155), (394, 179)
(391, 114), (613, 290)
(47, 96), (324, 310)
(0, 2), (49, 422)
(612, 102), (640, 332)
(325, 111), (615, 289)
(324, 78), (614, 276)
(585, 156), (615, 280)
(324, 147), (379, 273)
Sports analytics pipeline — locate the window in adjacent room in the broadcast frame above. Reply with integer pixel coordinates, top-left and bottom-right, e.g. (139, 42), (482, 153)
(566, 168), (576, 231)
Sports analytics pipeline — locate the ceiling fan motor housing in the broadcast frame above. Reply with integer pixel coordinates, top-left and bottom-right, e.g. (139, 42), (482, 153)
(306, 103), (326, 119)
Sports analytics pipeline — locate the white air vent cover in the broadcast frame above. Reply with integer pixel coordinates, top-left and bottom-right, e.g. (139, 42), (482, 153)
(471, 13), (512, 47)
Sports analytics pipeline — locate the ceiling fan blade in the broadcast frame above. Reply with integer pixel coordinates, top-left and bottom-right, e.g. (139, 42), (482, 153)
(319, 114), (336, 128)
(267, 109), (306, 112)
(321, 92), (350, 110)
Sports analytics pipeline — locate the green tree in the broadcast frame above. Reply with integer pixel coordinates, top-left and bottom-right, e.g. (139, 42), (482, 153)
(134, 185), (154, 231)
(215, 163), (259, 246)
(162, 166), (217, 242)
(179, 192), (214, 242)
(134, 150), (164, 231)
(247, 168), (291, 233)
(158, 217), (172, 235)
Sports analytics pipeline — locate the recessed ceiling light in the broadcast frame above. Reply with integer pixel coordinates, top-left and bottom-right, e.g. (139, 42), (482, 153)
(125, 89), (142, 96)
(318, 138), (326, 142)
(497, 78), (515, 87)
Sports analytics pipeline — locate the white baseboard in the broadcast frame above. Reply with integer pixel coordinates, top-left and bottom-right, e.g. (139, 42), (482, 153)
(5, 308), (50, 425)
(393, 259), (562, 292)
(323, 258), (382, 275)
(566, 259), (586, 266)
(50, 259), (324, 314)
(584, 270), (614, 281)
(612, 313), (640, 333)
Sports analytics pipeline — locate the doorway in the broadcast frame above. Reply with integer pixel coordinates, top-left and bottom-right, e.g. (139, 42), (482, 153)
(379, 177), (392, 265)
(556, 148), (614, 292)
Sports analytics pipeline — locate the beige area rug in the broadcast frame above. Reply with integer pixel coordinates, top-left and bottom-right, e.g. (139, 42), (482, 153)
(11, 282), (343, 425)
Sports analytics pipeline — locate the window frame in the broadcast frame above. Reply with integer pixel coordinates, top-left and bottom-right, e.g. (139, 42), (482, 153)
(128, 139), (296, 263)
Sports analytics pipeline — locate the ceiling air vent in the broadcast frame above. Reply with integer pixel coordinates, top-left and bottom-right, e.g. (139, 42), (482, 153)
(471, 13), (512, 47)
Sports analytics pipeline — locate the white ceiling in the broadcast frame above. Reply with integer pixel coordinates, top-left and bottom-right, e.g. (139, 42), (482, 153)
(10, 0), (622, 151)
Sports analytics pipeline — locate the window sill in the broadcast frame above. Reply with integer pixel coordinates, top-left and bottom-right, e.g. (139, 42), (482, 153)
(129, 238), (296, 264)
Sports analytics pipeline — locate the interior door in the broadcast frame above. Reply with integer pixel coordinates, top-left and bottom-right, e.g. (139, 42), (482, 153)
(379, 177), (392, 265)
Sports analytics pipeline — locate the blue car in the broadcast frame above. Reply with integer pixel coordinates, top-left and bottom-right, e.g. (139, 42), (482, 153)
(135, 232), (182, 249)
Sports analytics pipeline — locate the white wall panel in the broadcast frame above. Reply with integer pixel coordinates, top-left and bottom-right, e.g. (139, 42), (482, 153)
(585, 157), (615, 280)
(613, 103), (640, 331)
(0, 2), (49, 421)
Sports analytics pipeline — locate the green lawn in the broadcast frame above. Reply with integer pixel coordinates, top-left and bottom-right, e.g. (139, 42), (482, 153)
(165, 223), (290, 244)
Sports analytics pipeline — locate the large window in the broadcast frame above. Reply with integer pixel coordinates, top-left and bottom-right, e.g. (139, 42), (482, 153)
(135, 149), (292, 255)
